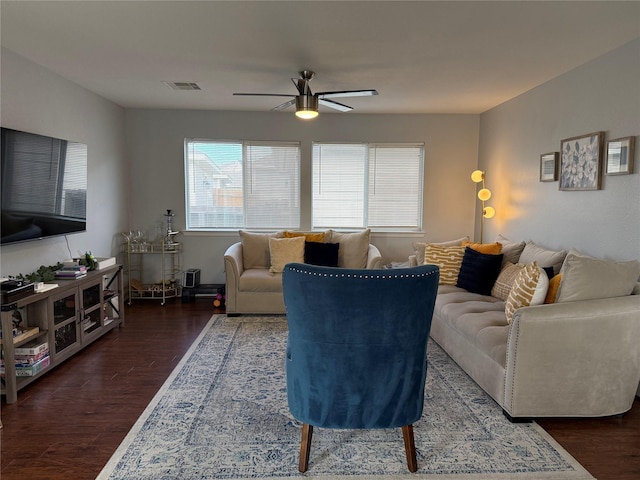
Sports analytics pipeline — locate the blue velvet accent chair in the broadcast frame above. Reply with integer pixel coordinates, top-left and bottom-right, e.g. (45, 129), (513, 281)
(282, 263), (440, 472)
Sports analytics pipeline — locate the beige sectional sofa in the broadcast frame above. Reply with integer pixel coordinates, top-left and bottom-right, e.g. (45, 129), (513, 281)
(412, 235), (640, 420)
(224, 229), (382, 315)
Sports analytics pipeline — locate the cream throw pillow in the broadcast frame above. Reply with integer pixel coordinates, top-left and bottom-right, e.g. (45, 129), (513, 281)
(556, 253), (640, 303)
(495, 234), (526, 266)
(518, 241), (567, 275)
(239, 230), (284, 269)
(505, 262), (549, 324)
(330, 229), (370, 268)
(268, 236), (305, 273)
(491, 262), (524, 301)
(425, 244), (465, 285)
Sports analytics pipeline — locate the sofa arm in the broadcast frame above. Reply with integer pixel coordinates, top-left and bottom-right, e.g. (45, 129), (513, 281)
(504, 294), (640, 418)
(366, 244), (383, 269)
(224, 242), (245, 313)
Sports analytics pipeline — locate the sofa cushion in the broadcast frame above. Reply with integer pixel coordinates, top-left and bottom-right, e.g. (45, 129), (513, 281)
(491, 262), (524, 301)
(268, 236), (305, 273)
(330, 229), (370, 268)
(413, 236), (470, 266)
(304, 241), (339, 267)
(518, 241), (567, 275)
(505, 261), (549, 323)
(434, 285), (509, 367)
(456, 247), (504, 295)
(240, 230), (283, 269)
(556, 253), (640, 303)
(495, 234), (526, 266)
(425, 244), (465, 285)
(462, 241), (503, 255)
(238, 268), (283, 292)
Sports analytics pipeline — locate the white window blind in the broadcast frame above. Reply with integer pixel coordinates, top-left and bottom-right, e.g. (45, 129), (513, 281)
(185, 140), (300, 230)
(312, 143), (423, 230)
(312, 144), (366, 228)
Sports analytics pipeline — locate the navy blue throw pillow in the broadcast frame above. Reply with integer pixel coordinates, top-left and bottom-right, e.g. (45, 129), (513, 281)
(304, 242), (339, 267)
(456, 247), (504, 295)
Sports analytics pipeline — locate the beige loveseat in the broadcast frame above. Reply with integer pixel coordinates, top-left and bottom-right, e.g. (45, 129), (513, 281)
(224, 229), (382, 315)
(412, 235), (640, 420)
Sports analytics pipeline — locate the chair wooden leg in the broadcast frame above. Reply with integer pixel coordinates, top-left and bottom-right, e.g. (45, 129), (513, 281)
(299, 423), (313, 472)
(402, 424), (418, 472)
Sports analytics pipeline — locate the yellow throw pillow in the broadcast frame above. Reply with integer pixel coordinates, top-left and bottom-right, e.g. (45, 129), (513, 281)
(268, 236), (305, 273)
(412, 236), (470, 266)
(505, 261), (549, 324)
(462, 241), (503, 255)
(283, 231), (327, 243)
(544, 274), (562, 304)
(425, 244), (465, 285)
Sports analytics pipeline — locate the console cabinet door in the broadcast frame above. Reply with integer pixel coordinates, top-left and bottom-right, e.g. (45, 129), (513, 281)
(49, 288), (81, 362)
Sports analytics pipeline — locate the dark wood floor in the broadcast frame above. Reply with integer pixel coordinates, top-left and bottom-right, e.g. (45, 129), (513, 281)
(1, 299), (639, 480)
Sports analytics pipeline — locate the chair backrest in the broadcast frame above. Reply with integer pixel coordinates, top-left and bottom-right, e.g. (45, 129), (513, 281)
(282, 263), (440, 430)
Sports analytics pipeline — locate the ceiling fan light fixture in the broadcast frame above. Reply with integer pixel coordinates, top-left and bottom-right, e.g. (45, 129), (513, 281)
(295, 95), (319, 119)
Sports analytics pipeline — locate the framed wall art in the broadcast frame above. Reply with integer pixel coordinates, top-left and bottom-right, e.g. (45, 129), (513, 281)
(540, 152), (558, 182)
(559, 131), (604, 191)
(606, 136), (635, 175)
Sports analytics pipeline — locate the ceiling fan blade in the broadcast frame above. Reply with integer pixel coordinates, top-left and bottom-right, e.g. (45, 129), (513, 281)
(319, 98), (353, 112)
(233, 93), (295, 97)
(271, 98), (296, 111)
(317, 89), (378, 99)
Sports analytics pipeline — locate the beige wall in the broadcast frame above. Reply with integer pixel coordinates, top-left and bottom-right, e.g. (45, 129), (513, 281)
(124, 110), (479, 283)
(478, 39), (640, 261)
(0, 48), (129, 278)
(5, 38), (637, 285)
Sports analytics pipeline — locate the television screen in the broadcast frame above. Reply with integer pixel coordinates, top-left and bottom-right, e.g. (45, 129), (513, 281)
(1, 127), (88, 245)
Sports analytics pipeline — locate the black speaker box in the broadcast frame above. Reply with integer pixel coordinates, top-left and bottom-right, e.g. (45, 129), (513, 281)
(184, 269), (201, 288)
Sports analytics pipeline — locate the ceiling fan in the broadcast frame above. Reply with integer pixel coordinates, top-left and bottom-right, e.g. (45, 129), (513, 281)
(233, 70), (378, 119)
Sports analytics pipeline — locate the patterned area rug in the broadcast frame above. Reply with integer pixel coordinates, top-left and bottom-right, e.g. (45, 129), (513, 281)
(97, 315), (593, 480)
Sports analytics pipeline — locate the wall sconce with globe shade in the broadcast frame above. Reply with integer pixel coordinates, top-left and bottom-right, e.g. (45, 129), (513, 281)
(471, 170), (495, 242)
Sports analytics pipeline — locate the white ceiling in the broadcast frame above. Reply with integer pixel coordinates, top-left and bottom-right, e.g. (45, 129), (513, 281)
(1, 1), (639, 115)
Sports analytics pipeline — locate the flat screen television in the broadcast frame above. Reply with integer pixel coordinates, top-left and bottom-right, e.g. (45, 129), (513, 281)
(1, 127), (88, 245)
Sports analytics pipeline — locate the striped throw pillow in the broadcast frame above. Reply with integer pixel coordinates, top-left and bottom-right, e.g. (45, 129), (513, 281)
(425, 244), (465, 285)
(505, 261), (549, 324)
(491, 262), (524, 301)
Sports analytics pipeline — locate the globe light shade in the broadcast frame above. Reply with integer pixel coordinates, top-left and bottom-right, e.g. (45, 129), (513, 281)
(483, 206), (496, 219)
(477, 188), (492, 201)
(471, 170), (484, 183)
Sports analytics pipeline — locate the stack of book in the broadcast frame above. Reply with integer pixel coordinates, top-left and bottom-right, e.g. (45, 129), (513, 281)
(55, 264), (87, 279)
(0, 339), (50, 377)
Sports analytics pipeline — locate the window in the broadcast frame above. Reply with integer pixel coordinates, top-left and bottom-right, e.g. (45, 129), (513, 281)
(312, 143), (423, 230)
(185, 140), (300, 230)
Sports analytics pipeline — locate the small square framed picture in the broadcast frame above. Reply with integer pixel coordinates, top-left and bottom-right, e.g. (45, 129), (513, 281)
(606, 136), (635, 175)
(540, 152), (558, 182)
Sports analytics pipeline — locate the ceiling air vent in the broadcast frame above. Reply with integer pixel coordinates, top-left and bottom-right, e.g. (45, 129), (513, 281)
(162, 81), (202, 91)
